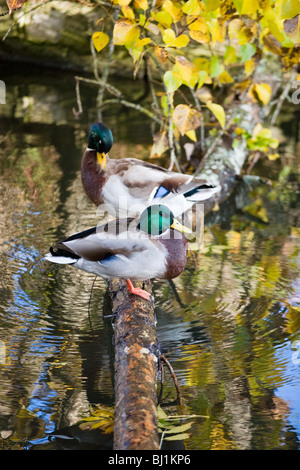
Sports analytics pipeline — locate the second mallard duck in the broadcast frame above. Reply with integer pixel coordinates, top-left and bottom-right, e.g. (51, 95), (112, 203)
(45, 204), (191, 301)
(81, 122), (218, 217)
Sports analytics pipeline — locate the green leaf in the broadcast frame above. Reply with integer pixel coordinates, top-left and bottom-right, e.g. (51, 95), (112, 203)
(206, 101), (226, 128)
(210, 55), (224, 78)
(163, 70), (182, 93)
(164, 433), (191, 441)
(239, 43), (256, 62)
(198, 70), (208, 88)
(224, 45), (238, 65)
(163, 422), (193, 434)
(157, 406), (169, 420)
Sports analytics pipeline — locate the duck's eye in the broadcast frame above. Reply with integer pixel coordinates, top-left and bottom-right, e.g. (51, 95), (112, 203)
(99, 139), (102, 145)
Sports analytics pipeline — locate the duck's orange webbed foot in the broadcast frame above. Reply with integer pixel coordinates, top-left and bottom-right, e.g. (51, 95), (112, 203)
(126, 279), (151, 301)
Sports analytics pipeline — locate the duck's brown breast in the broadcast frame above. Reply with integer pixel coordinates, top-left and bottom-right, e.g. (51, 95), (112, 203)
(81, 150), (107, 206)
(160, 232), (187, 279)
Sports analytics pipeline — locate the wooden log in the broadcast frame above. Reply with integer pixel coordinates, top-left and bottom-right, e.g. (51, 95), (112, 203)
(107, 278), (159, 450)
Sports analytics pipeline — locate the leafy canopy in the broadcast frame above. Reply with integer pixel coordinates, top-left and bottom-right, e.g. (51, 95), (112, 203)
(91, 0), (300, 162)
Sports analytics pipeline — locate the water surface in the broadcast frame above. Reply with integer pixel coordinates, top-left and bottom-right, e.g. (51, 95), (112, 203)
(0, 62), (299, 450)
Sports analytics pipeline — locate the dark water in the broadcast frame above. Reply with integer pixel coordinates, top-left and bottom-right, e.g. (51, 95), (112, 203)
(0, 62), (299, 450)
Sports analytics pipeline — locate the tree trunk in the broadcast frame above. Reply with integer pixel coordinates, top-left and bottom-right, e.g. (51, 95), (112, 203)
(107, 279), (159, 450)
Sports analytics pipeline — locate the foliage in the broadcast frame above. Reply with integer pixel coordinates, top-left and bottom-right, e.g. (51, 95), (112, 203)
(88, 0), (299, 167)
(157, 406), (196, 444)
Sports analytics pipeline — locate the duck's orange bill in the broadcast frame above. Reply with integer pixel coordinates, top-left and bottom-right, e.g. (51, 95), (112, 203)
(97, 152), (107, 169)
(170, 219), (193, 234)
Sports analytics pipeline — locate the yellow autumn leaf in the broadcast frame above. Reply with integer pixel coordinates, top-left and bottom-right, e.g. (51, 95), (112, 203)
(173, 34), (190, 48)
(268, 153), (280, 160)
(194, 57), (210, 73)
(134, 0), (148, 9)
(175, 56), (199, 88)
(195, 86), (213, 103)
(135, 37), (152, 47)
(233, 0), (259, 15)
(185, 129), (197, 142)
(162, 28), (176, 45)
(121, 5), (135, 19)
(112, 0), (132, 5)
(188, 16), (210, 43)
(219, 70), (234, 83)
(113, 18), (140, 45)
(162, 29), (189, 47)
(244, 58), (256, 76)
(154, 45), (168, 64)
(224, 45), (238, 65)
(284, 15), (300, 44)
(203, 0), (220, 12)
(150, 131), (169, 157)
(162, 0), (184, 22)
(279, 0), (300, 20)
(92, 31), (110, 52)
(188, 16), (209, 32)
(153, 10), (173, 28)
(249, 83), (272, 105)
(189, 30), (210, 43)
(228, 19), (253, 45)
(206, 100), (226, 128)
(182, 0), (202, 15)
(207, 18), (226, 45)
(172, 104), (202, 135)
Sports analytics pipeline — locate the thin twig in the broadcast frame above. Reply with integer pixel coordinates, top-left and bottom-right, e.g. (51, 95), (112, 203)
(99, 98), (162, 124)
(160, 354), (183, 406)
(270, 68), (298, 125)
(74, 75), (122, 98)
(191, 88), (205, 151)
(73, 77), (83, 118)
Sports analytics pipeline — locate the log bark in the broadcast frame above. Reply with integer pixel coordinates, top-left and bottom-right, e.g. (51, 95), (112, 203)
(107, 279), (159, 450)
(107, 102), (258, 450)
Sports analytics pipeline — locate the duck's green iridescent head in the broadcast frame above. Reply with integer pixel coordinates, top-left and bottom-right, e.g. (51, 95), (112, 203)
(88, 122), (113, 169)
(138, 204), (192, 236)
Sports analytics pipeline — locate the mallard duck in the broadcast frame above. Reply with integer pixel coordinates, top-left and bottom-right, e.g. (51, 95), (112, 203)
(81, 122), (218, 217)
(45, 204), (191, 300)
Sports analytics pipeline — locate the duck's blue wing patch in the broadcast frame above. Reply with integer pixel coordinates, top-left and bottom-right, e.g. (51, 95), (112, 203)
(154, 186), (170, 198)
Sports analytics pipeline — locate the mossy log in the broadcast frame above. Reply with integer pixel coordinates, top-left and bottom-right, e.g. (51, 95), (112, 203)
(107, 279), (159, 450)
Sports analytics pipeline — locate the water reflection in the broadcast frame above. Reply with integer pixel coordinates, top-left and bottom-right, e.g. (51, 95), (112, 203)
(0, 62), (299, 450)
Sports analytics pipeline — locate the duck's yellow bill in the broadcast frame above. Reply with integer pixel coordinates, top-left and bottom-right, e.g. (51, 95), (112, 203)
(97, 152), (107, 169)
(170, 219), (193, 234)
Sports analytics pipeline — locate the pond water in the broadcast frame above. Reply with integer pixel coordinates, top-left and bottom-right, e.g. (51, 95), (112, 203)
(0, 62), (299, 450)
